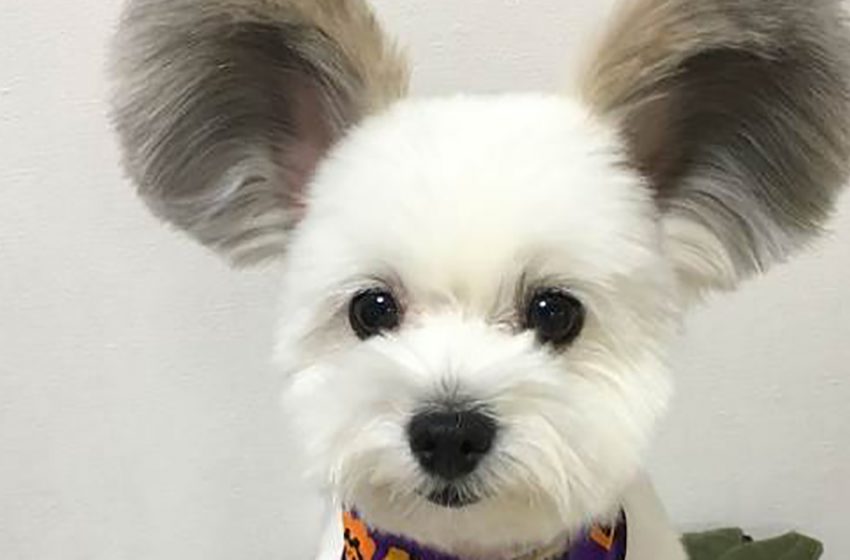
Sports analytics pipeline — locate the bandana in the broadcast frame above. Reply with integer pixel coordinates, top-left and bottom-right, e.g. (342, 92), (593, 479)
(342, 510), (627, 560)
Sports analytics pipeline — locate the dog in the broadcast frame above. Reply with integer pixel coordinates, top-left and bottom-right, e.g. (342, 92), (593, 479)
(109, 0), (850, 558)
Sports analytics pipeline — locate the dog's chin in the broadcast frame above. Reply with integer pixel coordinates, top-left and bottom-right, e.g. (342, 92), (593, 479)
(350, 482), (576, 557)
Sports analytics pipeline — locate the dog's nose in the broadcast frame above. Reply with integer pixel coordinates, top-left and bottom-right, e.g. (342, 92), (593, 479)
(408, 410), (496, 480)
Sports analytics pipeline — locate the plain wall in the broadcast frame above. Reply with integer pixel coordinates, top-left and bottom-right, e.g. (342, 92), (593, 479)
(1, 1), (848, 558)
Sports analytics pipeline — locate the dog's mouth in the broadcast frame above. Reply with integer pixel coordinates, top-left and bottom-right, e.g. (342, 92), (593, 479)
(425, 485), (481, 509)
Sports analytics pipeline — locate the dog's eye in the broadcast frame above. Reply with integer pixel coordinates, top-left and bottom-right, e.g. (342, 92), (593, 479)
(349, 289), (401, 339)
(525, 289), (585, 347)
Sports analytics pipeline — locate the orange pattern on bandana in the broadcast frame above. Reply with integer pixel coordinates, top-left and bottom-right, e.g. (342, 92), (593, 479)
(344, 511), (378, 560)
(385, 548), (411, 560)
(590, 526), (617, 551)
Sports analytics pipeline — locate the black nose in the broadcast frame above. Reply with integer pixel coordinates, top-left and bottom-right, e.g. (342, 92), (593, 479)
(408, 409), (497, 480)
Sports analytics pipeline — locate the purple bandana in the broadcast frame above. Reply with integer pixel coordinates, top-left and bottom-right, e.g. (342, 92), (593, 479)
(342, 510), (627, 560)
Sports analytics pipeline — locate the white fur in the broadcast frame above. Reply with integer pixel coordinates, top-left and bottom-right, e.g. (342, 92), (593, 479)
(273, 95), (685, 558)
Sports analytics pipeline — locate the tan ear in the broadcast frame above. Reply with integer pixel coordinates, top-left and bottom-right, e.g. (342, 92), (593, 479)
(580, 0), (850, 293)
(111, 0), (408, 264)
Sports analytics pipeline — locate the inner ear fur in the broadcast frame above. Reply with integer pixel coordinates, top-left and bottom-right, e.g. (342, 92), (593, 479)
(581, 0), (850, 290)
(111, 0), (408, 264)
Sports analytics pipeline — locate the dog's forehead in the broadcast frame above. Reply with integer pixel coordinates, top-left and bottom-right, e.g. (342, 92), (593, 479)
(293, 94), (657, 292)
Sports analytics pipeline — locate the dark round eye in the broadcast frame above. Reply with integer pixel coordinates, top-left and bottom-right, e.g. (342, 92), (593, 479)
(525, 289), (585, 347)
(349, 289), (401, 339)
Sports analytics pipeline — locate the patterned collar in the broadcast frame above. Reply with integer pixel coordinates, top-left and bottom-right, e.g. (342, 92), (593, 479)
(342, 510), (627, 560)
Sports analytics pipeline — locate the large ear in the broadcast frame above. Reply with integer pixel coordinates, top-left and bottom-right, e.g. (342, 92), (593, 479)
(111, 0), (408, 264)
(580, 0), (850, 293)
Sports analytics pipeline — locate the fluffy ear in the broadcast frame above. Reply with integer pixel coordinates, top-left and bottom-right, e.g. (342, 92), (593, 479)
(111, 0), (408, 264)
(580, 0), (850, 293)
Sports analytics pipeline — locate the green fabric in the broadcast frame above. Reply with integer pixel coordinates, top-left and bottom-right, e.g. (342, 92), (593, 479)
(683, 529), (823, 560)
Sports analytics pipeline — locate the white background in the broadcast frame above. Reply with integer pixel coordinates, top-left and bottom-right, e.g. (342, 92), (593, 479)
(1, 1), (848, 558)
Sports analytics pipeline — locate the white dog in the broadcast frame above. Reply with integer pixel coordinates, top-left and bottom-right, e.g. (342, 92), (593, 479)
(110, 0), (850, 558)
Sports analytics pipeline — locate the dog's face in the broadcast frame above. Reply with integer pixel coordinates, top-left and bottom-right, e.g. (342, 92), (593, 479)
(277, 96), (676, 548)
(111, 0), (850, 554)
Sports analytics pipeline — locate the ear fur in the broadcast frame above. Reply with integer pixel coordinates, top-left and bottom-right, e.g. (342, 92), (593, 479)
(581, 0), (850, 292)
(111, 0), (408, 264)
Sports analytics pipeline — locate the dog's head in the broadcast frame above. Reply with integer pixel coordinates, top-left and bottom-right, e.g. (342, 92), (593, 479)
(111, 0), (850, 554)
